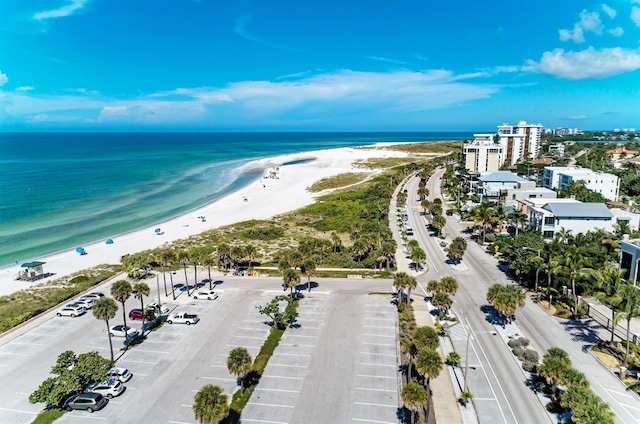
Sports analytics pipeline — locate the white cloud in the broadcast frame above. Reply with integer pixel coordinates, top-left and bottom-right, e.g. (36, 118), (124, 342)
(609, 27), (624, 36)
(528, 47), (640, 79)
(632, 7), (640, 26)
(34, 0), (90, 21)
(0, 69), (502, 126)
(601, 4), (617, 18)
(0, 71), (7, 87)
(564, 115), (588, 120)
(16, 86), (35, 92)
(366, 56), (408, 65)
(559, 9), (603, 43)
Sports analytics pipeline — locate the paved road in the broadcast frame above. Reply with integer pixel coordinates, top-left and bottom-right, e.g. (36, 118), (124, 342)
(415, 169), (640, 424)
(405, 172), (550, 424)
(0, 276), (399, 424)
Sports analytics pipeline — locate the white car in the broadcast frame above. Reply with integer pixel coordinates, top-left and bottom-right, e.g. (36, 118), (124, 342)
(109, 325), (139, 338)
(192, 290), (218, 300)
(83, 292), (105, 300)
(74, 298), (95, 309)
(148, 302), (170, 315)
(86, 379), (124, 399)
(106, 367), (132, 383)
(57, 305), (86, 317)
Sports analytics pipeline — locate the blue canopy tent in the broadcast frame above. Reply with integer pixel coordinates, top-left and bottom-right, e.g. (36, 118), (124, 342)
(106, 238), (114, 245)
(76, 247), (86, 255)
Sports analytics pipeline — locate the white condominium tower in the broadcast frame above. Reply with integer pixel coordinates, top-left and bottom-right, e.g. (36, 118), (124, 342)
(497, 121), (542, 166)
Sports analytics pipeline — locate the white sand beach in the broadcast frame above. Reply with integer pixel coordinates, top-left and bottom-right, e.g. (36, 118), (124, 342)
(0, 145), (409, 297)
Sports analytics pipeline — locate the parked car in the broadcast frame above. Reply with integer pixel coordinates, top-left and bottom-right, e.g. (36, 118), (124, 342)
(109, 325), (139, 338)
(57, 305), (86, 317)
(106, 367), (132, 383)
(166, 312), (200, 325)
(73, 298), (95, 309)
(86, 379), (124, 399)
(83, 292), (105, 300)
(63, 392), (108, 413)
(192, 290), (218, 300)
(148, 302), (170, 315)
(128, 308), (153, 321)
(446, 209), (453, 216)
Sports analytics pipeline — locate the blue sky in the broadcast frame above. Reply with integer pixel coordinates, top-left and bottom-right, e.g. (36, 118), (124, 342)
(1, 0), (639, 131)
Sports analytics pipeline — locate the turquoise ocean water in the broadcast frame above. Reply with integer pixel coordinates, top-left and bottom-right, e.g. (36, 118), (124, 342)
(0, 132), (471, 267)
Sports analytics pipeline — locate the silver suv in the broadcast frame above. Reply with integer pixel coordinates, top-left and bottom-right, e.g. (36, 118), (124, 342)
(86, 379), (124, 398)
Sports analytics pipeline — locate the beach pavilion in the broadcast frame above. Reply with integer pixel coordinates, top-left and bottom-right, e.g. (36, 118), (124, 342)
(14, 261), (46, 282)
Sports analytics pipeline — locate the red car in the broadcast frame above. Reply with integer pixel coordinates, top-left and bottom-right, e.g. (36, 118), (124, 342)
(128, 308), (153, 321)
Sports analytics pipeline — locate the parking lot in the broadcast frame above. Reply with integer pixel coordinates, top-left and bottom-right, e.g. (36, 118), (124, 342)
(0, 277), (400, 424)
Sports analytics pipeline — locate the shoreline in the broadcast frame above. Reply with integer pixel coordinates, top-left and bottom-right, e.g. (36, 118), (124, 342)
(0, 143), (411, 297)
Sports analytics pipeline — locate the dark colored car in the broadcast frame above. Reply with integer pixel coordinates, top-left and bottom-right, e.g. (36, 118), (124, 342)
(446, 209), (453, 216)
(63, 392), (108, 413)
(128, 308), (153, 321)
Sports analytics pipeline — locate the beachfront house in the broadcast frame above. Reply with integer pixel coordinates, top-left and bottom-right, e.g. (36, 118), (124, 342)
(541, 166), (620, 201)
(471, 171), (555, 207)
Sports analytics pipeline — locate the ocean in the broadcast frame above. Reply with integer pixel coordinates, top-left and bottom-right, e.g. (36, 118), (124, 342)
(0, 132), (471, 267)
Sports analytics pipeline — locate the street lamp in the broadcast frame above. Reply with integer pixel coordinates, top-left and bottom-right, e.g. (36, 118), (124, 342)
(463, 328), (497, 392)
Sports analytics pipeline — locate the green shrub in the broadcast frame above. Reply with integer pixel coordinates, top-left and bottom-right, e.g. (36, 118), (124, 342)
(508, 338), (522, 348)
(522, 349), (539, 363)
(522, 361), (537, 373)
(512, 346), (525, 358)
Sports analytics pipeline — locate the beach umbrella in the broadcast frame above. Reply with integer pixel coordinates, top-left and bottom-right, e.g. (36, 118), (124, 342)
(76, 247), (85, 255)
(155, 228), (161, 234)
(106, 238), (114, 244)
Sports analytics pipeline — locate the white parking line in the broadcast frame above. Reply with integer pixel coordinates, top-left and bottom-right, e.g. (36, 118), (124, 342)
(260, 375), (303, 380)
(271, 353), (311, 357)
(226, 343), (261, 348)
(352, 418), (396, 423)
(232, 335), (266, 340)
(362, 342), (395, 346)
(210, 364), (227, 368)
(202, 376), (236, 382)
(9, 342), (44, 346)
(65, 415), (106, 420)
(281, 334), (317, 338)
(0, 352), (26, 356)
(268, 364), (307, 368)
(127, 348), (169, 354)
(360, 352), (396, 357)
(357, 374), (396, 379)
(254, 388), (300, 393)
(142, 340), (179, 344)
(279, 343), (314, 347)
(0, 407), (37, 415)
(27, 333), (57, 337)
(354, 401), (396, 408)
(362, 334), (395, 338)
(363, 326), (395, 329)
(237, 327), (268, 331)
(180, 404), (193, 407)
(240, 419), (288, 424)
(85, 345), (106, 350)
(169, 421), (194, 424)
(246, 402), (294, 408)
(355, 387), (397, 392)
(118, 359), (159, 365)
(359, 363), (396, 367)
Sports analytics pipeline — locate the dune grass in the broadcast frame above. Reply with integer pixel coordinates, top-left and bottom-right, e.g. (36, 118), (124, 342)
(308, 172), (371, 192)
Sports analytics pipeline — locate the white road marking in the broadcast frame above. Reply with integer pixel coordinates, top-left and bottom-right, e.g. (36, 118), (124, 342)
(353, 401), (396, 408)
(246, 402), (294, 408)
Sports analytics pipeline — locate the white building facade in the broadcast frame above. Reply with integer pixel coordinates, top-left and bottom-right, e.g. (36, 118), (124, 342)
(462, 134), (503, 173)
(542, 166), (619, 201)
(497, 121), (543, 166)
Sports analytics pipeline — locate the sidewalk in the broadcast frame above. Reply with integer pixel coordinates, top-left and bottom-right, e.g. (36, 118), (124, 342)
(412, 295), (472, 424)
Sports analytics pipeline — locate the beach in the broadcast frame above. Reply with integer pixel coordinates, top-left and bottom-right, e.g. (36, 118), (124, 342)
(0, 145), (409, 297)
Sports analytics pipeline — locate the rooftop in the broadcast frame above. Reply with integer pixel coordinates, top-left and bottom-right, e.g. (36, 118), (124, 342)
(542, 202), (612, 218)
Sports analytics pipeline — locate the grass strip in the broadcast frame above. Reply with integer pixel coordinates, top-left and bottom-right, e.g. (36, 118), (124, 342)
(222, 302), (298, 424)
(31, 408), (64, 424)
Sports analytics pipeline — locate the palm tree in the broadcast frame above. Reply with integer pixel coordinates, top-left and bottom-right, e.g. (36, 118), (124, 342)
(382, 240), (396, 271)
(178, 250), (191, 296)
(393, 272), (410, 303)
(111, 280), (132, 332)
(431, 291), (452, 316)
(410, 247), (426, 270)
(244, 244), (257, 272)
(330, 232), (342, 253)
(282, 268), (300, 297)
(590, 261), (626, 345)
(414, 326), (439, 351)
(217, 243), (231, 271)
(612, 282), (640, 369)
(538, 348), (571, 400)
(93, 297), (118, 363)
(507, 209), (528, 235)
(401, 380), (427, 424)
(202, 253), (216, 290)
(431, 214), (446, 237)
(227, 347), (252, 393)
(438, 276), (459, 296)
(469, 201), (496, 243)
(192, 385), (229, 424)
(300, 258), (316, 292)
(132, 282), (150, 334)
(189, 247), (202, 293)
(552, 244), (589, 317)
(161, 249), (177, 300)
(415, 347), (443, 386)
